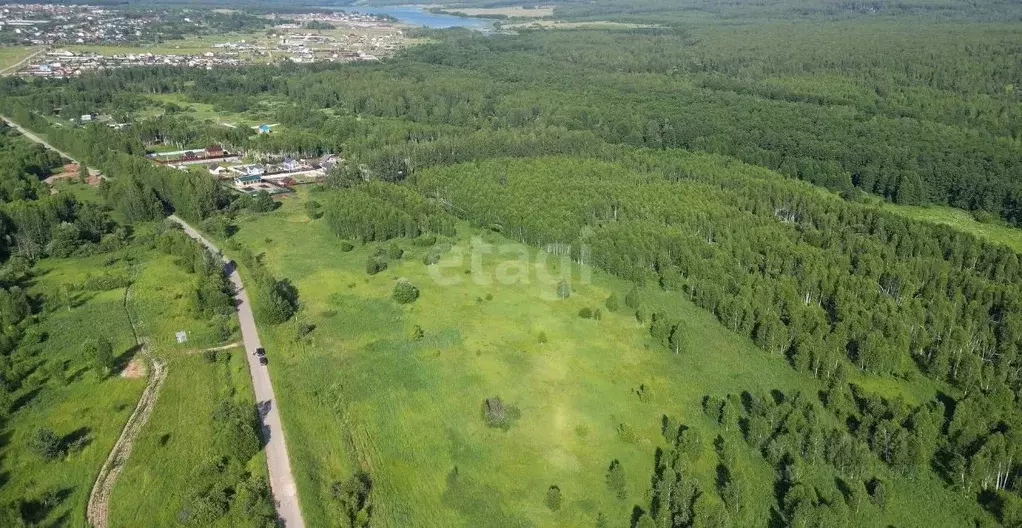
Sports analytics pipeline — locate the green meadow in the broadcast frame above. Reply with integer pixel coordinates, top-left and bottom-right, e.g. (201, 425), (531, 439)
(0, 46), (41, 72)
(0, 252), (145, 527)
(108, 347), (265, 528)
(0, 214), (266, 526)
(225, 189), (983, 527)
(108, 248), (269, 528)
(884, 202), (1022, 253)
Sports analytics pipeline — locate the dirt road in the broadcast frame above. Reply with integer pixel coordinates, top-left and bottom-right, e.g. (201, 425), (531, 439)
(1, 115), (102, 176)
(0, 47), (45, 76)
(87, 348), (167, 528)
(168, 215), (305, 528)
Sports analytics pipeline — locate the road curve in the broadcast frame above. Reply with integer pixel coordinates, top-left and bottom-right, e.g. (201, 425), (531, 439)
(168, 215), (305, 528)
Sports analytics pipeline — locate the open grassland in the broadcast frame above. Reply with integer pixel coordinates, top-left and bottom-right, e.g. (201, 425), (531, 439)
(141, 93), (283, 134)
(0, 252), (145, 527)
(107, 249), (266, 527)
(438, 6), (555, 18)
(223, 189), (981, 527)
(64, 32), (267, 56)
(108, 349), (264, 527)
(0, 46), (42, 73)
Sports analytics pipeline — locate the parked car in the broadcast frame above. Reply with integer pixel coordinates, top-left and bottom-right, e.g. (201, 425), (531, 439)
(255, 347), (265, 357)
(259, 356), (268, 366)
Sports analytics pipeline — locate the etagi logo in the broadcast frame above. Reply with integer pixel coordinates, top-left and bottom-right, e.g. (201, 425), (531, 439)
(426, 237), (592, 300)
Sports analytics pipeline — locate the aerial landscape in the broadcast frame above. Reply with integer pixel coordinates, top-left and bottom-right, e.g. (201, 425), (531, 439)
(0, 0), (1020, 527)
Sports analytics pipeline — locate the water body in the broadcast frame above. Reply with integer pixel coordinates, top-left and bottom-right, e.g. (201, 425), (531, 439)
(354, 5), (493, 31)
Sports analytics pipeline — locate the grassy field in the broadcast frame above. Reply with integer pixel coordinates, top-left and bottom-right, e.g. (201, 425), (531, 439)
(64, 32), (267, 56)
(106, 247), (266, 527)
(141, 93), (281, 133)
(437, 6), (555, 18)
(505, 20), (654, 30)
(222, 188), (984, 527)
(0, 46), (42, 73)
(884, 202), (1022, 252)
(0, 251), (146, 527)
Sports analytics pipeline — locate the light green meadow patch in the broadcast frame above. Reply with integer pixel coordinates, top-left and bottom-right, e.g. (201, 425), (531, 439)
(0, 253), (144, 527)
(224, 190), (829, 527)
(884, 202), (1022, 252)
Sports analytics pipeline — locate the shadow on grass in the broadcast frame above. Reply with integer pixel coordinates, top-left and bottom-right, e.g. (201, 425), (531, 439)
(19, 485), (72, 525)
(58, 426), (91, 453)
(113, 343), (143, 374)
(11, 387), (42, 413)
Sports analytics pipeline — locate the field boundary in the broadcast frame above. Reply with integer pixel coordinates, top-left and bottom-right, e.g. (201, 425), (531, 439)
(85, 284), (168, 528)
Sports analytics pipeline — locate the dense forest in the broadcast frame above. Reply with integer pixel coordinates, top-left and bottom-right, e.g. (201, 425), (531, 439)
(0, 0), (1020, 525)
(3, 15), (1020, 222)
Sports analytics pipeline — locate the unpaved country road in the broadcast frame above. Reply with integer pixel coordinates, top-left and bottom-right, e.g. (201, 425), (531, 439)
(169, 215), (305, 528)
(0, 114), (101, 176)
(87, 347), (167, 528)
(0, 47), (45, 76)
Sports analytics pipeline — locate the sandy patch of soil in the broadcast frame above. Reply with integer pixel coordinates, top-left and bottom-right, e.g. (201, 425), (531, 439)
(120, 359), (146, 379)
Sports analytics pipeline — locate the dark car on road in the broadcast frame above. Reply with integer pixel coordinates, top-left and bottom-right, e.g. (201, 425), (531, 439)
(259, 356), (268, 365)
(255, 347), (265, 357)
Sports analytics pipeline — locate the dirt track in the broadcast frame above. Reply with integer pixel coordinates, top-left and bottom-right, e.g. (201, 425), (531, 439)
(86, 347), (166, 528)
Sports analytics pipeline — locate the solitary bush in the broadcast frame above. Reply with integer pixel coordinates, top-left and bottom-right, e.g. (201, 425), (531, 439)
(296, 323), (316, 340)
(482, 396), (521, 430)
(393, 280), (419, 304)
(605, 292), (620, 312)
(578, 307), (593, 319)
(538, 331), (548, 344)
(606, 460), (627, 500)
(545, 486), (562, 511)
(248, 191), (277, 213)
(868, 478), (887, 509)
(624, 287), (640, 310)
(388, 243), (404, 260)
(29, 427), (61, 460)
(331, 471), (373, 528)
(305, 200), (323, 220)
(557, 280), (571, 299)
(593, 309), (602, 321)
(85, 338), (114, 377)
(422, 251), (440, 265)
(339, 241), (355, 252)
(366, 256), (388, 275)
(411, 325), (424, 340)
(412, 234), (437, 246)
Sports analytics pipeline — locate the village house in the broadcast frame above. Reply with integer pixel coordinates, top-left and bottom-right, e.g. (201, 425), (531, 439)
(233, 174), (262, 188)
(230, 164), (265, 177)
(208, 163), (229, 177)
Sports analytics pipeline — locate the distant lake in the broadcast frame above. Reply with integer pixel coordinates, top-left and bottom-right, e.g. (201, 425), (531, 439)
(354, 5), (493, 31)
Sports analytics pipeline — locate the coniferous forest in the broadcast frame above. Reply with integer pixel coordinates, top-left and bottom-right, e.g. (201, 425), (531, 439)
(0, 0), (1021, 526)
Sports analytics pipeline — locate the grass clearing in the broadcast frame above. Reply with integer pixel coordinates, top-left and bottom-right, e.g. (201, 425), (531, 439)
(108, 349), (262, 527)
(63, 32), (267, 56)
(220, 188), (977, 527)
(884, 202), (1022, 252)
(438, 6), (556, 18)
(0, 252), (145, 527)
(0, 46), (41, 72)
(105, 235), (271, 527)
